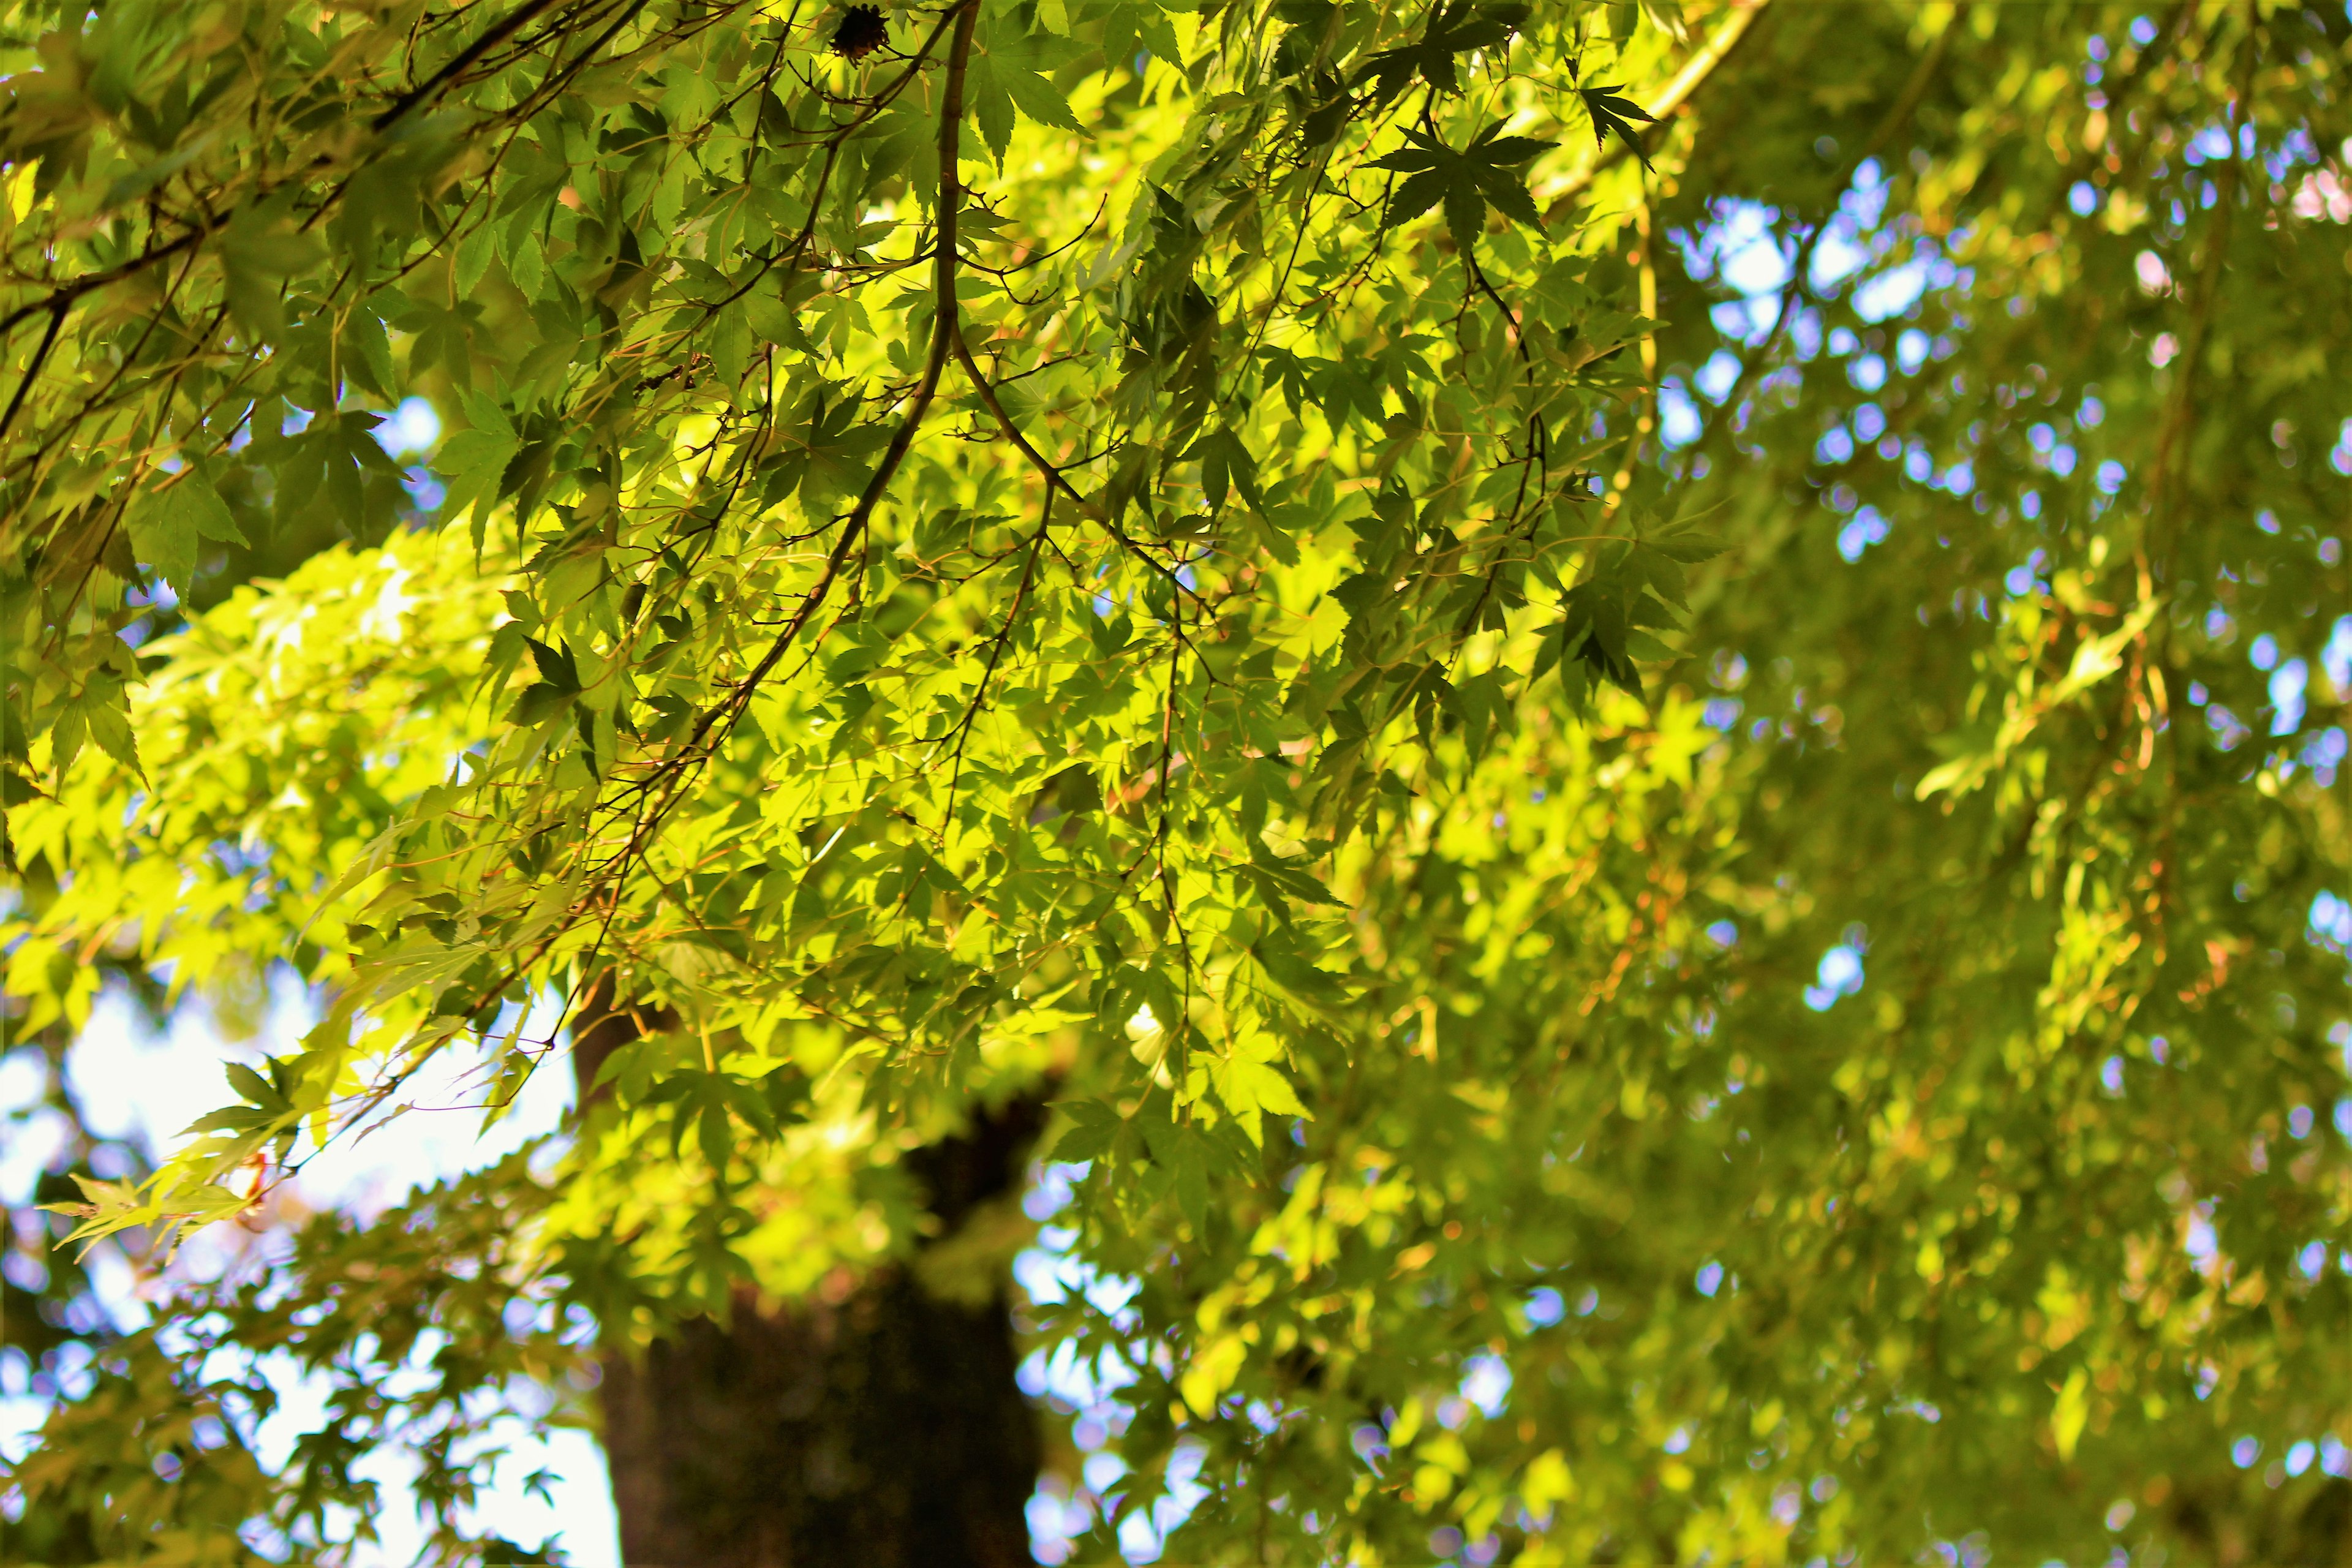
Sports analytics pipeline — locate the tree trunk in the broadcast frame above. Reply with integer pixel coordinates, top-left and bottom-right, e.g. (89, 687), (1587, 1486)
(573, 998), (1042, 1568)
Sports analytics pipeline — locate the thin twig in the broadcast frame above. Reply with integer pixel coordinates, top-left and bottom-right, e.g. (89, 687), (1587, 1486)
(941, 497), (1052, 835)
(372, 0), (571, 130)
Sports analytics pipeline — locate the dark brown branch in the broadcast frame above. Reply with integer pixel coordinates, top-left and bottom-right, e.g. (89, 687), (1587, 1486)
(0, 230), (204, 344)
(550, 0), (981, 918)
(0, 303), (67, 447)
(948, 331), (1210, 615)
(701, 0), (981, 739)
(369, 0), (985, 1044)
(372, 0), (571, 130)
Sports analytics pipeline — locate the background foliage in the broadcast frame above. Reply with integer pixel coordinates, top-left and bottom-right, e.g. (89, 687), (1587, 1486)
(3, 0), (2351, 1562)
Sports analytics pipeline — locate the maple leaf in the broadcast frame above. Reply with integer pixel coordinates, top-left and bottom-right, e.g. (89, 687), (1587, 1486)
(1373, 123), (1555, 256)
(1358, 0), (1529, 102)
(1578, 83), (1658, 170)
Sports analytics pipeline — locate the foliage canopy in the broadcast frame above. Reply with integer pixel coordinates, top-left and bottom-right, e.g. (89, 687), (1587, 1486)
(4, 0), (2352, 1562)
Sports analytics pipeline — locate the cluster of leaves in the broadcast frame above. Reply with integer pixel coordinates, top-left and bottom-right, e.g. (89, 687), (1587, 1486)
(1017, 5), (2352, 1546)
(1608, 1), (2352, 1558)
(0, 0), (1689, 1244)
(2, 0), (2351, 1564)
(7, 1156), (584, 1566)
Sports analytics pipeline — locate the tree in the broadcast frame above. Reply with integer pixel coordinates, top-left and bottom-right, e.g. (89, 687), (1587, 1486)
(3, 0), (2350, 1562)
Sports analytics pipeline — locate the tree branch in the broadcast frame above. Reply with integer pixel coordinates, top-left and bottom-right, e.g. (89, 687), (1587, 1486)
(371, 0), (572, 131)
(0, 0), (627, 381)
(646, 0), (981, 798)
(940, 497), (1051, 832)
(0, 304), (67, 447)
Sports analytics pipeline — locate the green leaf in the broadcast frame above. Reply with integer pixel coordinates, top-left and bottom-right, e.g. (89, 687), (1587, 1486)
(1183, 426), (1261, 512)
(224, 1061), (288, 1114)
(339, 309), (399, 400)
(1375, 124), (1555, 254)
(1577, 83), (1658, 170)
(437, 391), (522, 529)
(127, 471), (246, 595)
(524, 638), (581, 693)
(967, 55), (1017, 168)
(1001, 67), (1082, 133)
(454, 219), (499, 298)
(217, 206), (321, 338)
(1048, 1098), (1126, 1163)
(1358, 0), (1529, 101)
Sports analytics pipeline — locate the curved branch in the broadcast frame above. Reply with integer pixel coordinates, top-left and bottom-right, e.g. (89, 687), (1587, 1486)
(665, 0), (981, 778)
(0, 1), (647, 366)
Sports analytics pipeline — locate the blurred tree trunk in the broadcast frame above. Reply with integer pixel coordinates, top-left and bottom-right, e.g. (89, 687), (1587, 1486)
(2162, 1475), (2352, 1568)
(571, 998), (1041, 1568)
